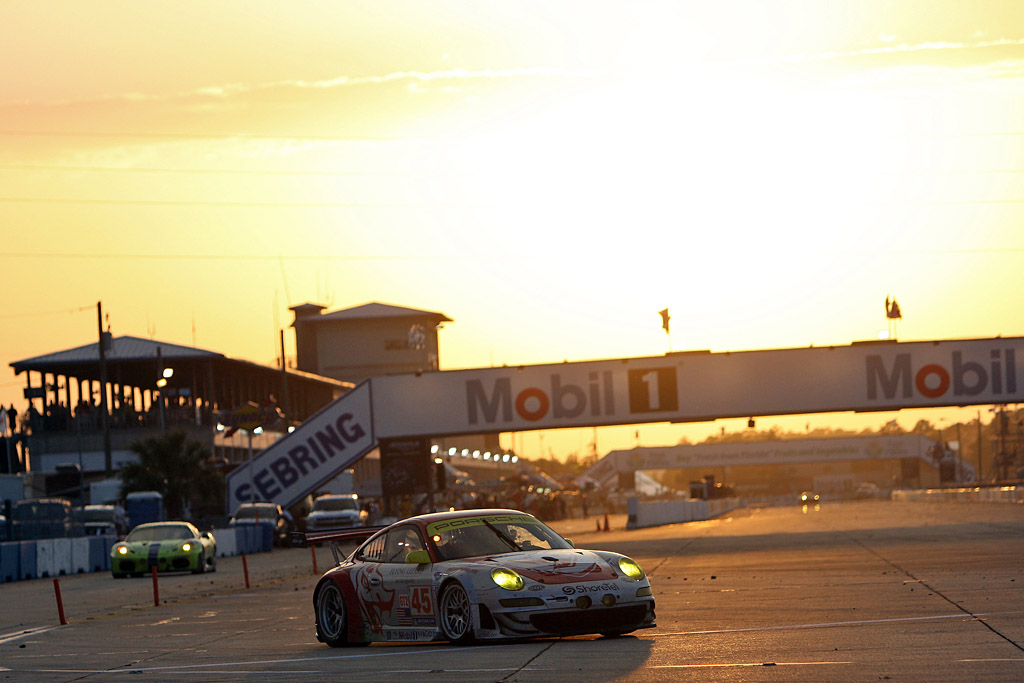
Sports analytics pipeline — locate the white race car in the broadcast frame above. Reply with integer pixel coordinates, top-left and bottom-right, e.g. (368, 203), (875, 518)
(295, 508), (656, 646)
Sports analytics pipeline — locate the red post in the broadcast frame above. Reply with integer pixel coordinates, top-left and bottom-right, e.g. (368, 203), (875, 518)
(603, 513), (610, 532)
(52, 578), (67, 625)
(242, 554), (250, 589)
(151, 566), (160, 606)
(310, 545), (319, 575)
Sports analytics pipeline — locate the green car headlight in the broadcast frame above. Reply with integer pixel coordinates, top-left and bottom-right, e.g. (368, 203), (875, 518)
(116, 545), (128, 555)
(618, 557), (645, 580)
(181, 542), (192, 552)
(491, 568), (524, 591)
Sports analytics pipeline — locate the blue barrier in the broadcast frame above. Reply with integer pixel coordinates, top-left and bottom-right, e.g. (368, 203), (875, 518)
(88, 536), (110, 572)
(0, 541), (19, 582)
(243, 526), (257, 554)
(18, 541), (36, 580)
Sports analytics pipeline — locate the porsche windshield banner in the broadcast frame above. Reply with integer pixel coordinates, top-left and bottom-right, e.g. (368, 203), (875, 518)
(427, 514), (541, 536)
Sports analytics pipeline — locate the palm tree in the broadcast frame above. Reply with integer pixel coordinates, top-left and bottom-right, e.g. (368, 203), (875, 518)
(121, 429), (224, 519)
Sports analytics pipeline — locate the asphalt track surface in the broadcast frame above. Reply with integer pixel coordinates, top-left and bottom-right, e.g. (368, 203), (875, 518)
(1, 501), (1022, 682)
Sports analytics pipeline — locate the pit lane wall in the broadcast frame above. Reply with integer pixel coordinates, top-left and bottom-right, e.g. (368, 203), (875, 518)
(626, 496), (745, 529)
(892, 486), (1024, 504)
(0, 525), (275, 584)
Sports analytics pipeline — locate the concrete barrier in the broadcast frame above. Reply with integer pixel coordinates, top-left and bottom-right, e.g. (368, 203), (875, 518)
(627, 497), (744, 529)
(70, 537), (91, 574)
(892, 486), (1022, 504)
(0, 526), (271, 583)
(215, 527), (237, 557)
(35, 538), (56, 578)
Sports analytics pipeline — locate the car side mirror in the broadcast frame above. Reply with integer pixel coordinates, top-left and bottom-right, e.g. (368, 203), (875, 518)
(405, 550), (431, 565)
(564, 538), (575, 548)
(201, 532), (213, 541)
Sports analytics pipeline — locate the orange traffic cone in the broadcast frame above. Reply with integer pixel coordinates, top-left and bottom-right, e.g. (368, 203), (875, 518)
(603, 513), (610, 532)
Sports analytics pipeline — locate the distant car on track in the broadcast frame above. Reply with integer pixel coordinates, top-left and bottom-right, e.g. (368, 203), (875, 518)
(80, 504), (129, 537)
(111, 521), (216, 578)
(305, 494), (368, 532)
(296, 508), (656, 646)
(800, 491), (820, 505)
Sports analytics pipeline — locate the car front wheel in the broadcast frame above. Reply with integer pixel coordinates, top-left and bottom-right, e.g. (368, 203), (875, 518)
(439, 582), (474, 644)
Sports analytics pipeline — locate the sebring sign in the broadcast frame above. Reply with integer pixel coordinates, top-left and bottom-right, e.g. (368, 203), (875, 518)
(225, 381), (375, 513)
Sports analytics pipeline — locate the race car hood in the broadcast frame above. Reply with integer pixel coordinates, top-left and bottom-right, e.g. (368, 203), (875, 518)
(308, 510), (360, 520)
(485, 549), (620, 585)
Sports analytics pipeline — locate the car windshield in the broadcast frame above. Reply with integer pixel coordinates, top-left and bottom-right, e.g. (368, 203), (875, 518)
(82, 508), (114, 523)
(13, 502), (66, 520)
(314, 498), (357, 512)
(234, 505), (277, 519)
(428, 513), (572, 560)
(126, 525), (195, 542)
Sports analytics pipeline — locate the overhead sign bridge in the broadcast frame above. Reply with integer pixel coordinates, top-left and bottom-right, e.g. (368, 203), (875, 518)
(226, 336), (1024, 511)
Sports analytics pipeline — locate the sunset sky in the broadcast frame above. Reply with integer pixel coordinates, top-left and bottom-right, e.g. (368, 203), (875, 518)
(3, 1), (1024, 460)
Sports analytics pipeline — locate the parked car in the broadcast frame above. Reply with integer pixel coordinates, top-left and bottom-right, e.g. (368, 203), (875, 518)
(229, 502), (293, 546)
(12, 497), (78, 540)
(111, 521), (216, 578)
(305, 494), (368, 532)
(79, 504), (129, 537)
(298, 508), (656, 646)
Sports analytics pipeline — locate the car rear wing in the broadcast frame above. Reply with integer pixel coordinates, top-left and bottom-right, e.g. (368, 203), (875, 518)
(291, 526), (387, 567)
(291, 526), (385, 548)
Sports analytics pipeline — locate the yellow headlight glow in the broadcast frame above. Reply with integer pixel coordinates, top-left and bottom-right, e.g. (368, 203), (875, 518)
(117, 546), (128, 555)
(618, 557), (645, 580)
(491, 568), (524, 591)
(181, 543), (192, 552)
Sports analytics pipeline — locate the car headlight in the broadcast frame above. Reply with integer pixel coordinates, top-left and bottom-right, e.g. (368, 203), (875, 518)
(181, 542), (192, 552)
(116, 545), (128, 555)
(618, 557), (645, 580)
(491, 568), (524, 591)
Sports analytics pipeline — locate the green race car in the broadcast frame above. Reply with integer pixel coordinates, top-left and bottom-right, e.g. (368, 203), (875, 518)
(111, 521), (217, 578)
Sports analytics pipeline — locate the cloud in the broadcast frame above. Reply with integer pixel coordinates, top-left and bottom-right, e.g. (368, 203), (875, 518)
(775, 36), (1024, 66)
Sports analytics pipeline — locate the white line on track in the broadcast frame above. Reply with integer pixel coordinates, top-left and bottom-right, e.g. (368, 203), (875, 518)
(654, 661), (854, 669)
(0, 625), (60, 645)
(653, 610), (1024, 636)
(30, 668), (556, 676)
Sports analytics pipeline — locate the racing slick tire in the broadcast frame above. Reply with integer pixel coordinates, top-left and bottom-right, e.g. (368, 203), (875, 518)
(315, 582), (366, 647)
(439, 582), (475, 644)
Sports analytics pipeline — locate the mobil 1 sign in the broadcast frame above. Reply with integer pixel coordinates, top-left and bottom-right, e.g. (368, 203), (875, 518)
(226, 381), (376, 512)
(371, 358), (685, 437)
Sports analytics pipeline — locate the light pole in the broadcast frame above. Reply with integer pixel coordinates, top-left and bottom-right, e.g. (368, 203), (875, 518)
(156, 347), (173, 432)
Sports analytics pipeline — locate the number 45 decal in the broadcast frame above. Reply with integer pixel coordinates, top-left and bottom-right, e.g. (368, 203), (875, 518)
(627, 367), (678, 413)
(410, 585), (433, 616)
